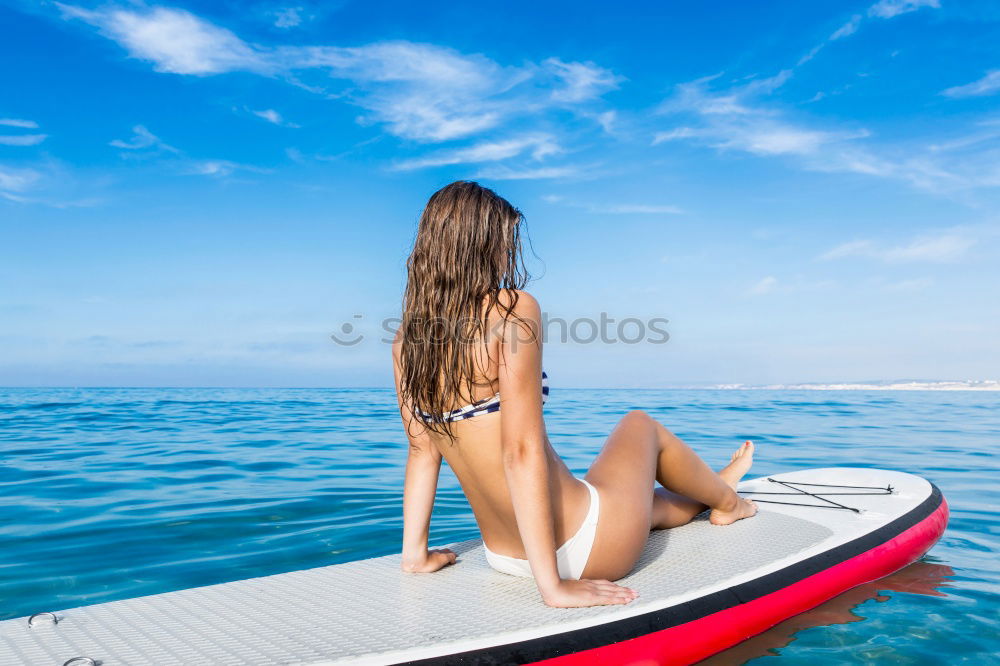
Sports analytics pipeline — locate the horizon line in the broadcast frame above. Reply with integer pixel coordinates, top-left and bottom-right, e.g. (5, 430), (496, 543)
(1, 381), (998, 391)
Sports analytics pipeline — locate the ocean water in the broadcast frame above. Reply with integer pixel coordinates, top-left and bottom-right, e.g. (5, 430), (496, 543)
(1, 387), (997, 664)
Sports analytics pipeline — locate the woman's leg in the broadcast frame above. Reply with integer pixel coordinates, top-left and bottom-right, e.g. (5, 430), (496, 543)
(652, 439), (756, 528)
(582, 410), (756, 580)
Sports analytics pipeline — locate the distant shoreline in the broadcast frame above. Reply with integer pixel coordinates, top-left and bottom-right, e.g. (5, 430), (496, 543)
(703, 381), (1000, 391)
(1, 382), (998, 391)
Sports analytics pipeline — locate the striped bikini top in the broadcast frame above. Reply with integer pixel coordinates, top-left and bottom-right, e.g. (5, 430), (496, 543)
(417, 372), (549, 423)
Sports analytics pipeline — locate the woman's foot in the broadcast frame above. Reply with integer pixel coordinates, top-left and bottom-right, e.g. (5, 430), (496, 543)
(719, 440), (755, 490)
(710, 441), (758, 526)
(709, 496), (757, 525)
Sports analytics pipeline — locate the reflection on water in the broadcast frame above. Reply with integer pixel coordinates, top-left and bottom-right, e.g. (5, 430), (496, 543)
(700, 560), (955, 665)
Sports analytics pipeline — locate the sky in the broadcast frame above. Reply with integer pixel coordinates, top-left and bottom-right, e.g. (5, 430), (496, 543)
(1, 0), (998, 388)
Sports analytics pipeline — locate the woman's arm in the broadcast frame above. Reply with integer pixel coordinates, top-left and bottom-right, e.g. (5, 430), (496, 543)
(496, 292), (563, 593)
(393, 339), (456, 573)
(498, 292), (636, 608)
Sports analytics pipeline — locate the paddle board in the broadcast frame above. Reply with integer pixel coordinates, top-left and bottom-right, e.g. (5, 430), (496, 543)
(0, 467), (947, 665)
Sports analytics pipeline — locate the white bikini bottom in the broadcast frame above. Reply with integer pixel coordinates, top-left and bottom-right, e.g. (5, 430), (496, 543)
(483, 478), (600, 580)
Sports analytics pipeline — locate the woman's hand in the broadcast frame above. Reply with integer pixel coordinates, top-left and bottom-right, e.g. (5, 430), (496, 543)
(540, 579), (639, 608)
(400, 548), (457, 573)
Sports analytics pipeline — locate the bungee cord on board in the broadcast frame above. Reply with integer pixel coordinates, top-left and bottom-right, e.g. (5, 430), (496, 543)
(740, 478), (895, 513)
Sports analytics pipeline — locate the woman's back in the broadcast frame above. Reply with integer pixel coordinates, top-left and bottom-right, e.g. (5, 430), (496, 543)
(393, 292), (588, 557)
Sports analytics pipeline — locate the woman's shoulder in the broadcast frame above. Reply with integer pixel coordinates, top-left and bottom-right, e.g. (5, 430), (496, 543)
(495, 289), (541, 317)
(489, 290), (542, 348)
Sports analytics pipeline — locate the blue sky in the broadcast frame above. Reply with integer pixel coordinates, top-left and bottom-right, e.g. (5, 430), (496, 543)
(1, 0), (998, 387)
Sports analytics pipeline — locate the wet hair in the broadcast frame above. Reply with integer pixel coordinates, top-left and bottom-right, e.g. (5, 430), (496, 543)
(398, 181), (529, 439)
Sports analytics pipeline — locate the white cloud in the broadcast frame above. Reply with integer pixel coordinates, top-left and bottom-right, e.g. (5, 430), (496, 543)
(749, 276), (778, 295)
(272, 7), (303, 29)
(666, 76), (753, 116)
(0, 134), (47, 146)
(658, 76), (868, 159)
(476, 164), (584, 180)
(0, 161), (103, 207)
(285, 43), (618, 141)
(109, 125), (178, 152)
(799, 0), (939, 68)
(942, 71), (1000, 99)
(253, 109), (282, 124)
(796, 44), (825, 67)
(656, 73), (1000, 193)
(0, 165), (42, 194)
(883, 277), (933, 291)
(0, 118), (47, 146)
(185, 160), (233, 176)
(594, 110), (616, 133)
(745, 70), (794, 95)
(288, 41), (522, 141)
(58, 4), (268, 75)
(60, 5), (619, 144)
(817, 147), (1000, 192)
(543, 58), (622, 103)
(543, 195), (682, 214)
(830, 15), (862, 40)
(291, 42), (502, 88)
(929, 122), (1000, 152)
(285, 41), (617, 142)
(0, 119), (39, 129)
(821, 232), (976, 263)
(724, 125), (867, 156)
(108, 125), (269, 177)
(393, 135), (559, 170)
(882, 233), (976, 262)
(250, 108), (299, 127)
(183, 159), (270, 177)
(868, 0), (940, 19)
(820, 239), (875, 260)
(598, 204), (683, 214)
(652, 127), (698, 144)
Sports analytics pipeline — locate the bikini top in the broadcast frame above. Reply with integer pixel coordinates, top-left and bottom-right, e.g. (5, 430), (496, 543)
(416, 371), (549, 423)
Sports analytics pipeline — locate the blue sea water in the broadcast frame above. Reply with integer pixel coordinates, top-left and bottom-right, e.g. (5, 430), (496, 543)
(0, 387), (997, 664)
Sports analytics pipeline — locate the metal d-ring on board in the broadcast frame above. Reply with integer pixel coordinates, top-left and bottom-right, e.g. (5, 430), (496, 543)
(27, 612), (58, 627)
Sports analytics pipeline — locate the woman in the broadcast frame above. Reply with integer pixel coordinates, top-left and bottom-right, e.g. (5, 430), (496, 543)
(393, 181), (757, 609)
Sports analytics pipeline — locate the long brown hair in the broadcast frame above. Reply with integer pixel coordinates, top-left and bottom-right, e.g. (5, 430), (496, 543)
(399, 181), (529, 439)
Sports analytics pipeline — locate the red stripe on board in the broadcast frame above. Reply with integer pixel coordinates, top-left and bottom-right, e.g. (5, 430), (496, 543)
(533, 498), (949, 666)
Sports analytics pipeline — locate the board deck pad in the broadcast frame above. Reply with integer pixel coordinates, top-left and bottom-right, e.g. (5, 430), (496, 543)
(0, 468), (941, 665)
